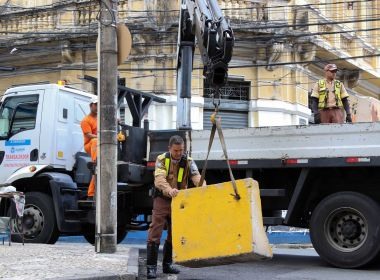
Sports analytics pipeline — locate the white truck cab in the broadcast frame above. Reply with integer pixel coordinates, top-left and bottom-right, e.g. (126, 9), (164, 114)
(0, 83), (95, 183)
(0, 83), (97, 244)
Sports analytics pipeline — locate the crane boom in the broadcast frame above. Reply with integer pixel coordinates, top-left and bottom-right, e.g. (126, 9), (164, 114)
(176, 0), (234, 130)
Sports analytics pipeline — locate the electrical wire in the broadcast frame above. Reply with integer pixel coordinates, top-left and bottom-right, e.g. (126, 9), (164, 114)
(6, 51), (379, 73)
(2, 21), (380, 49)
(0, 0), (377, 14)
(1, 0), (380, 93)
(2, 11), (380, 32)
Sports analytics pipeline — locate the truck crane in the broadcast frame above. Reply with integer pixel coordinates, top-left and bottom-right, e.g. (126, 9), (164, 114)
(176, 0), (234, 129)
(1, 0), (380, 270)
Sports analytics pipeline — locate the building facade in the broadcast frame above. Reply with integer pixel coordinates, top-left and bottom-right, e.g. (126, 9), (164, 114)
(0, 0), (379, 129)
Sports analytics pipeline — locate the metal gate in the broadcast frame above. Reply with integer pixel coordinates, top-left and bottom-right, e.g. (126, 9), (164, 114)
(203, 79), (250, 129)
(203, 107), (248, 129)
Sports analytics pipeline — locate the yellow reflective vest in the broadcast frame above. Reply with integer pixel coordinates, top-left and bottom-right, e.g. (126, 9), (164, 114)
(156, 152), (191, 189)
(317, 79), (343, 109)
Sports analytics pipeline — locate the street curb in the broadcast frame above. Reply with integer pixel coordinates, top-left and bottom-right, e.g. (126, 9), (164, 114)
(55, 247), (139, 280)
(273, 243), (314, 249)
(126, 247), (139, 279)
(58, 274), (134, 280)
(123, 231), (312, 245)
(267, 231), (311, 244)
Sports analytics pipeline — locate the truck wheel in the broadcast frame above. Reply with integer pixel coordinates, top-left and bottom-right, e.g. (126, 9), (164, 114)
(83, 224), (128, 245)
(11, 192), (59, 244)
(310, 192), (380, 268)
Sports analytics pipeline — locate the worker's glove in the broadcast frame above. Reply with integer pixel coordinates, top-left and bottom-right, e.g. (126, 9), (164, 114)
(314, 112), (321, 124)
(117, 131), (126, 142)
(346, 114), (352, 123)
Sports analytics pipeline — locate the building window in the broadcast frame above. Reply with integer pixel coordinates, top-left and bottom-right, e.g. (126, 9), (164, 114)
(204, 80), (249, 101)
(347, 2), (354, 10)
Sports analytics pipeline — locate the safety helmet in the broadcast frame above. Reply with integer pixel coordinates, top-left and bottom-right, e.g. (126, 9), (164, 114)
(90, 96), (98, 104)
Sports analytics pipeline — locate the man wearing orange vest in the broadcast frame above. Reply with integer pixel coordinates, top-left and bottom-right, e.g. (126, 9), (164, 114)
(81, 97), (98, 199)
(311, 64), (352, 124)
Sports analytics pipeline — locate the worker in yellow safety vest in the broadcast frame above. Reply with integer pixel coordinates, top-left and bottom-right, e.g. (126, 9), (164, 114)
(311, 64), (352, 124)
(146, 135), (205, 279)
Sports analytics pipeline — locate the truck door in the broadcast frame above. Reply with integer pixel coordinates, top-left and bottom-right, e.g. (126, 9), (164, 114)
(0, 91), (43, 182)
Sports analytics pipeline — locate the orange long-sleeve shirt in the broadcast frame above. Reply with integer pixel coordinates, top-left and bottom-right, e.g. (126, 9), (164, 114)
(81, 114), (97, 147)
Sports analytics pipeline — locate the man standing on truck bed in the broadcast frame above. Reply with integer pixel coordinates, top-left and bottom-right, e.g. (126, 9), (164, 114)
(80, 97), (98, 199)
(146, 135), (205, 279)
(311, 64), (352, 124)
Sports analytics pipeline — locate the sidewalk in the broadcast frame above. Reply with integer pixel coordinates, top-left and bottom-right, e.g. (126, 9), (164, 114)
(0, 243), (138, 280)
(0, 230), (311, 280)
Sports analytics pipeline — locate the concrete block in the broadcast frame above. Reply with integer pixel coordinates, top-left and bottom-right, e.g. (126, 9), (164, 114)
(172, 178), (272, 267)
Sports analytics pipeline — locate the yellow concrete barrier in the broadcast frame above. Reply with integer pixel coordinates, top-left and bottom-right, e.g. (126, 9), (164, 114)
(172, 178), (272, 267)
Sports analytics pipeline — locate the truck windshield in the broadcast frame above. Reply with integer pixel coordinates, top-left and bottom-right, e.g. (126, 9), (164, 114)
(0, 95), (39, 139)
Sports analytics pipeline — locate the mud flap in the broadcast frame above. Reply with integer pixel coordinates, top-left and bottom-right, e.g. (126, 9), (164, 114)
(171, 178), (272, 267)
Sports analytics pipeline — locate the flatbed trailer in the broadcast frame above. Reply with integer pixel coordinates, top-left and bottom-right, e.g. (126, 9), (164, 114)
(123, 122), (380, 269)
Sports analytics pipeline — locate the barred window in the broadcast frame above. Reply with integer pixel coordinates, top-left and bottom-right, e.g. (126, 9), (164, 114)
(203, 80), (250, 101)
(119, 107), (125, 123)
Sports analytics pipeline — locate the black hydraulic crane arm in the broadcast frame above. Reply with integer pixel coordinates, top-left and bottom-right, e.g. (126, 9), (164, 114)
(178, 0), (234, 89)
(176, 0), (234, 130)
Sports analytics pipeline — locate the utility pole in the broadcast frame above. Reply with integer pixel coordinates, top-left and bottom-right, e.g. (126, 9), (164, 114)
(96, 0), (118, 253)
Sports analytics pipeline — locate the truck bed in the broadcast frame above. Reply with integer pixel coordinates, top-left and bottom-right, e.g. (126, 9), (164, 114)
(189, 122), (380, 160)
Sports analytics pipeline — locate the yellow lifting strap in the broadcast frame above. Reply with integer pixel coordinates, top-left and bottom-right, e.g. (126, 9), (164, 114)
(198, 106), (240, 200)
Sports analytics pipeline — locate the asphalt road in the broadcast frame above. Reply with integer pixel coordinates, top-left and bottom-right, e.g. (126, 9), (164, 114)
(57, 235), (380, 279)
(137, 247), (380, 280)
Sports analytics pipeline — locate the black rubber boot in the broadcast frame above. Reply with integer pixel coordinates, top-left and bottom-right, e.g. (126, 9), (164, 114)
(162, 241), (180, 274)
(147, 242), (159, 279)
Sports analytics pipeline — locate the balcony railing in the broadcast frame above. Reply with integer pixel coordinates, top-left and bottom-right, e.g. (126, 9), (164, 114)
(0, 0), (277, 37)
(0, 0), (128, 36)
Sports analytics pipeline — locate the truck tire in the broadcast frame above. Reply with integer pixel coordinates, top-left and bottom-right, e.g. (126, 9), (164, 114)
(83, 224), (128, 245)
(11, 192), (59, 244)
(310, 192), (380, 268)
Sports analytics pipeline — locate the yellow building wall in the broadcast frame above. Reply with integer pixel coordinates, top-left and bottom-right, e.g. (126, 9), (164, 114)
(1, 0), (379, 127)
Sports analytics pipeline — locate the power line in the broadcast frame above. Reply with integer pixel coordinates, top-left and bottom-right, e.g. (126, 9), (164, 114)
(0, 0), (376, 14)
(2, 14), (380, 43)
(98, 74), (380, 95)
(2, 12), (380, 31)
(1, 1), (379, 87)
(8, 52), (380, 73)
(2, 20), (380, 47)
(0, 0), (379, 34)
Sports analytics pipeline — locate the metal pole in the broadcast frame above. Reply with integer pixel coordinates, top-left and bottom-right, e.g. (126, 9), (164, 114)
(95, 0), (118, 253)
(176, 44), (193, 130)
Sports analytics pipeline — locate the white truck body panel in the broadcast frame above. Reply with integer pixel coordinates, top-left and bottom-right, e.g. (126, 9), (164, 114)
(4, 164), (50, 184)
(0, 84), (94, 183)
(189, 122), (380, 160)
